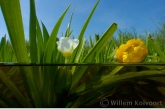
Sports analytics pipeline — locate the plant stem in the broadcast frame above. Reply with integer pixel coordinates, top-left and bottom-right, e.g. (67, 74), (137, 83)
(65, 58), (69, 63)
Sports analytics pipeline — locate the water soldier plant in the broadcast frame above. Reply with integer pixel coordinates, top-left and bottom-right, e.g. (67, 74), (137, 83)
(0, 0), (165, 108)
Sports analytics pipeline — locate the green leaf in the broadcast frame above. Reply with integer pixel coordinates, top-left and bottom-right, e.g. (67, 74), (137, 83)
(0, 35), (6, 50)
(43, 5), (71, 63)
(36, 18), (44, 63)
(0, 91), (19, 107)
(70, 0), (100, 62)
(0, 70), (31, 107)
(0, 36), (7, 62)
(65, 8), (74, 37)
(42, 22), (50, 48)
(89, 36), (94, 47)
(29, 2), (43, 105)
(83, 23), (117, 62)
(0, 0), (29, 62)
(29, 0), (38, 62)
(20, 67), (43, 107)
(54, 67), (72, 96)
(108, 66), (123, 76)
(41, 66), (57, 107)
(74, 38), (86, 62)
(70, 23), (118, 94)
(71, 84), (117, 108)
(95, 34), (100, 42)
(0, 1), (43, 107)
(148, 39), (165, 61)
(76, 69), (165, 93)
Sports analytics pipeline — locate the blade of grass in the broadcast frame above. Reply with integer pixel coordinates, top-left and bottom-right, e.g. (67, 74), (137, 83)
(70, 23), (118, 94)
(40, 5), (70, 107)
(43, 5), (70, 63)
(75, 69), (165, 93)
(29, 1), (43, 103)
(29, 0), (38, 63)
(89, 36), (93, 47)
(0, 0), (29, 62)
(70, 0), (100, 63)
(71, 83), (117, 108)
(95, 34), (99, 42)
(1, 36), (7, 62)
(36, 18), (44, 63)
(108, 66), (123, 76)
(65, 7), (74, 37)
(148, 38), (165, 61)
(20, 67), (43, 107)
(74, 38), (86, 63)
(0, 0), (43, 107)
(0, 91), (19, 107)
(0, 36), (6, 51)
(0, 70), (31, 107)
(41, 66), (57, 107)
(42, 22), (49, 48)
(70, 38), (86, 75)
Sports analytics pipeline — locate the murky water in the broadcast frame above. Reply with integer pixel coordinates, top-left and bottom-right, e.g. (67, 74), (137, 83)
(0, 63), (165, 107)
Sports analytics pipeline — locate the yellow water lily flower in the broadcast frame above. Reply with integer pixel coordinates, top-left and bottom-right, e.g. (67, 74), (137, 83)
(56, 37), (79, 58)
(116, 39), (148, 62)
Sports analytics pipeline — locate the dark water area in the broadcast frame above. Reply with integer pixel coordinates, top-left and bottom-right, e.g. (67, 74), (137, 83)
(0, 63), (165, 107)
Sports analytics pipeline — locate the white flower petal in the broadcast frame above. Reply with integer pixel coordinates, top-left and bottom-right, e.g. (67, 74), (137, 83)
(56, 41), (59, 46)
(72, 39), (79, 49)
(57, 37), (79, 58)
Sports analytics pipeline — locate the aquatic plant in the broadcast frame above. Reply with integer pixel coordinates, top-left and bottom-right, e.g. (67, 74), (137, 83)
(0, 0), (165, 108)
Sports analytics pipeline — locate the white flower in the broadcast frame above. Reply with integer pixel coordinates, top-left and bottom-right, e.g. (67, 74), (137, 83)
(56, 37), (79, 58)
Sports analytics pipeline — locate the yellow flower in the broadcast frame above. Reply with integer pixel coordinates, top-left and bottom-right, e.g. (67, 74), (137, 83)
(56, 37), (79, 58)
(115, 39), (148, 62)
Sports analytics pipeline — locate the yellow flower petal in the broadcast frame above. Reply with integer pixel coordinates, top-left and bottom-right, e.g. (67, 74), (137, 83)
(116, 44), (126, 62)
(115, 39), (148, 62)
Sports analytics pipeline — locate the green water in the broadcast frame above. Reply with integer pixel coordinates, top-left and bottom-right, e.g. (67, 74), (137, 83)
(0, 63), (165, 107)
